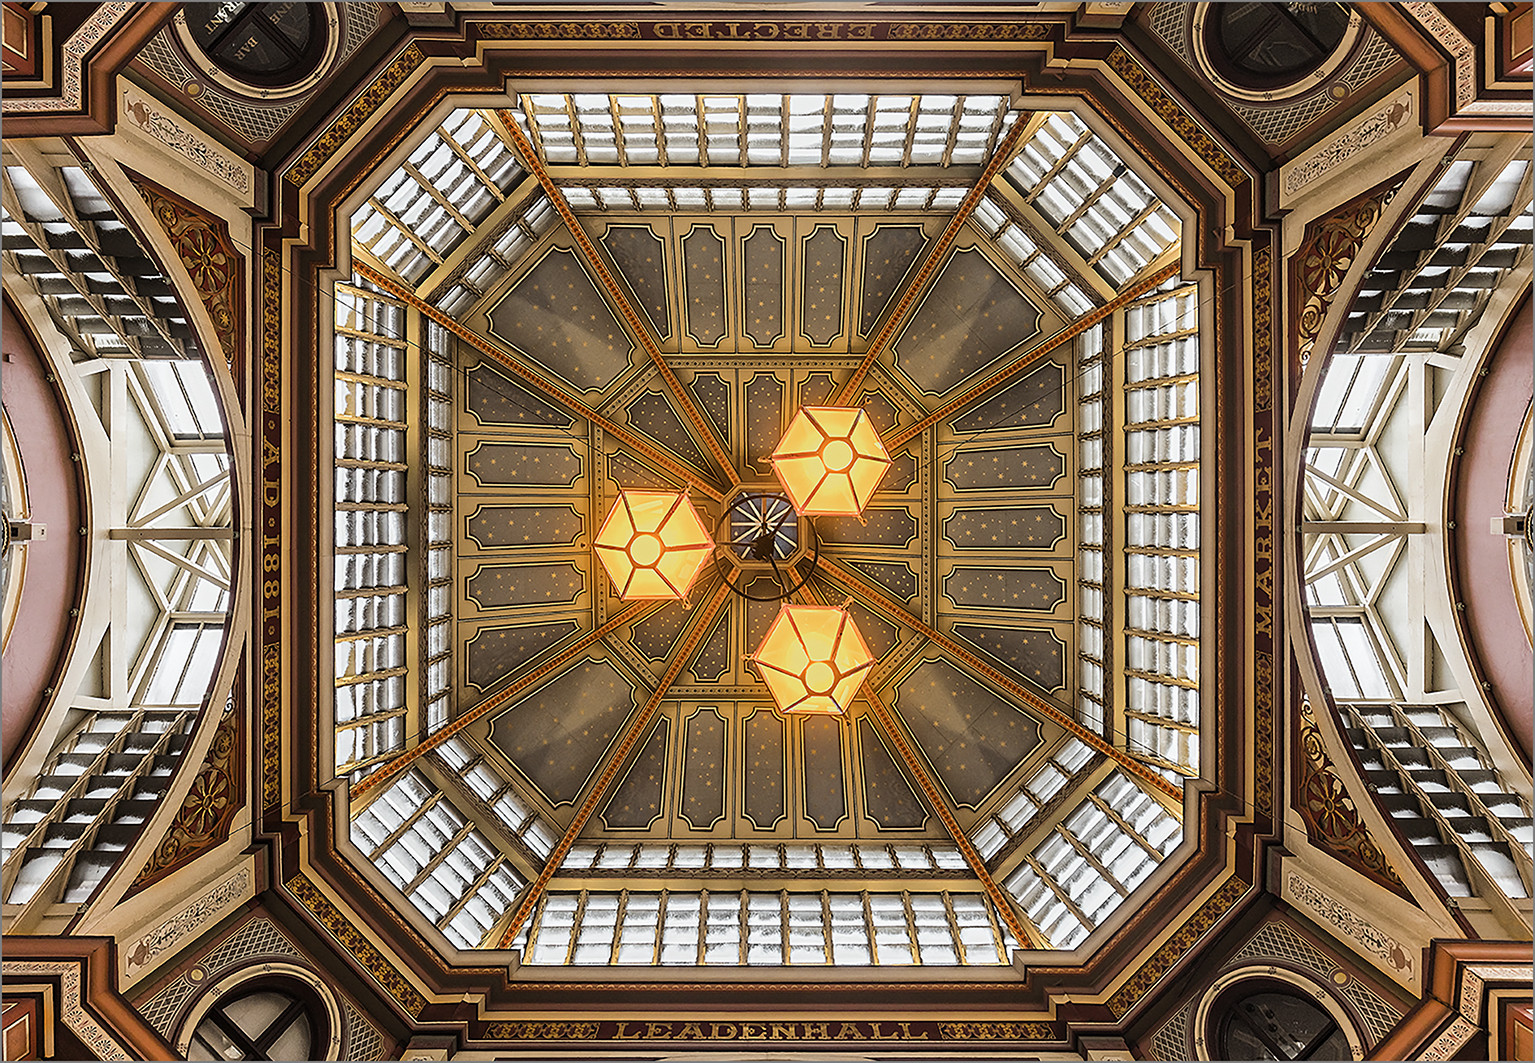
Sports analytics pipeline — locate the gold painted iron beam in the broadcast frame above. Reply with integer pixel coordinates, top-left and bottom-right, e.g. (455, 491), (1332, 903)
(833, 109), (1034, 405)
(353, 262), (725, 503)
(886, 260), (1181, 450)
(350, 601), (656, 801)
(799, 583), (1044, 950)
(495, 109), (739, 490)
(495, 582), (733, 949)
(815, 557), (1184, 802)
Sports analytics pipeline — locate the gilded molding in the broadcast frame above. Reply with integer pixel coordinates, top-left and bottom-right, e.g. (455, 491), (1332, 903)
(285, 874), (428, 1015)
(1106, 875), (1248, 1017)
(1, 960), (131, 1059)
(0, 2), (132, 115)
(1253, 244), (1275, 818)
(1284, 90), (1414, 197)
(1104, 46), (1245, 187)
(286, 45), (426, 187)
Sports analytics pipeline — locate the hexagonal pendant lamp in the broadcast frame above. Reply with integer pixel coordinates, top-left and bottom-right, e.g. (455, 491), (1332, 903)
(597, 407), (890, 714)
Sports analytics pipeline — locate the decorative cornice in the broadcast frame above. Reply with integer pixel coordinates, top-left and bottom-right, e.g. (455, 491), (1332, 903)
(1105, 875), (1249, 1017)
(285, 874), (429, 1016)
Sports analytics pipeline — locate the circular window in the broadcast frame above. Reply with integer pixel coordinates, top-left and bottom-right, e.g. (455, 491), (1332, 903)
(183, 2), (325, 87)
(174, 2), (340, 100)
(1191, 2), (1362, 101)
(1216, 988), (1350, 1060)
(186, 986), (319, 1062)
(182, 975), (336, 1061)
(1213, 3), (1351, 85)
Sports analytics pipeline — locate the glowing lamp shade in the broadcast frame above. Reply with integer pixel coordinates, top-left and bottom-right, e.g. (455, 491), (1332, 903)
(751, 604), (873, 715)
(593, 490), (713, 600)
(771, 407), (891, 516)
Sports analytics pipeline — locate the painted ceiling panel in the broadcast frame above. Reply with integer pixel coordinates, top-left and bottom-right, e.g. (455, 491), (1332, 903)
(630, 601), (689, 662)
(598, 223), (672, 340)
(465, 561), (586, 611)
(679, 707), (727, 831)
(684, 370), (732, 448)
(488, 247), (636, 392)
(488, 658), (641, 806)
(800, 224), (848, 346)
(856, 716), (929, 830)
(859, 223), (930, 335)
(601, 717), (669, 829)
(890, 657), (1045, 808)
(680, 608), (732, 685)
(463, 504), (582, 551)
(843, 559), (919, 604)
(943, 441), (1066, 492)
(466, 360), (576, 429)
(950, 623), (1069, 695)
(741, 223), (787, 346)
(465, 441), (583, 489)
(943, 505), (1067, 550)
(892, 246), (1042, 395)
(742, 709), (787, 830)
(465, 620), (584, 694)
(801, 715), (849, 831)
(943, 565), (1068, 613)
(681, 224), (728, 346)
(950, 356), (1066, 433)
(621, 387), (713, 475)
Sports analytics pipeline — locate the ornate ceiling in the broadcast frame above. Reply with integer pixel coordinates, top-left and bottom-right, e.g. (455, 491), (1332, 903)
(249, 10), (1275, 1033)
(5, 3), (1535, 1060)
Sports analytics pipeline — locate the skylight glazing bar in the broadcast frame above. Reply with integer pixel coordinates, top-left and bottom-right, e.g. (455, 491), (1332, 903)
(519, 889), (1012, 966)
(351, 110), (524, 287)
(1120, 280), (1201, 779)
(422, 323), (453, 735)
(1007, 112), (1179, 286)
(334, 282), (410, 780)
(350, 768), (525, 948)
(1001, 771), (1180, 949)
(1078, 325), (1108, 734)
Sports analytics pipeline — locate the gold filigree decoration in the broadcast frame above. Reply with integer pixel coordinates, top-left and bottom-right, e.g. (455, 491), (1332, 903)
(1106, 875), (1248, 1017)
(126, 693), (244, 895)
(1295, 695), (1411, 898)
(938, 1021), (1055, 1040)
(480, 21), (639, 39)
(1105, 46), (1246, 187)
(123, 167), (244, 379)
(286, 45), (425, 187)
(888, 22), (1050, 40)
(1292, 180), (1401, 370)
(1253, 244), (1276, 818)
(284, 873), (427, 1015)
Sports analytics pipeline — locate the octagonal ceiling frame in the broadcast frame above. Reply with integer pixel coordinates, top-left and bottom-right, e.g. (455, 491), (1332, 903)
(265, 11), (1268, 1030)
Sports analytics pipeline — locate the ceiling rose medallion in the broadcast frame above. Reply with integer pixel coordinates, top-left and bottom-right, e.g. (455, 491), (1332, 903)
(593, 489), (714, 601)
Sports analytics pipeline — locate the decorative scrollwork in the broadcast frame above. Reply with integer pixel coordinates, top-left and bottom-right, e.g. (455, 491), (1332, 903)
(1295, 696), (1410, 898)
